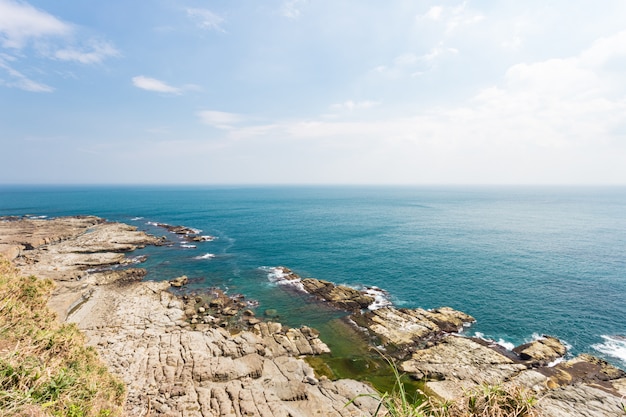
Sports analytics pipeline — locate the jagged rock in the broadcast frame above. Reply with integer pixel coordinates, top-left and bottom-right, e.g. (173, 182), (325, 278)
(0, 217), (161, 320)
(5, 217), (626, 416)
(71, 281), (374, 416)
(540, 353), (626, 389)
(300, 277), (375, 311)
(401, 335), (526, 394)
(513, 335), (567, 366)
(537, 383), (626, 417)
(89, 268), (147, 285)
(169, 275), (188, 287)
(352, 306), (475, 355)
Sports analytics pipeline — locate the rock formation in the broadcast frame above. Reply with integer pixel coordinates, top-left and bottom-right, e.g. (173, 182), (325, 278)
(3, 216), (626, 417)
(70, 278), (379, 416)
(352, 306), (475, 356)
(513, 335), (567, 366)
(272, 268), (626, 416)
(0, 217), (380, 416)
(300, 277), (375, 311)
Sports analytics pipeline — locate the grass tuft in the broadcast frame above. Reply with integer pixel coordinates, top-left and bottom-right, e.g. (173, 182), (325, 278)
(0, 258), (126, 417)
(349, 352), (541, 417)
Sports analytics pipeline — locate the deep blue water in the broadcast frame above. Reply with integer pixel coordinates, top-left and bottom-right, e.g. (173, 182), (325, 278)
(1, 185), (625, 368)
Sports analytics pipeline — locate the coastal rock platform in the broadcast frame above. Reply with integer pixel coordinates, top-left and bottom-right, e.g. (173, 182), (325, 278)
(0, 216), (379, 416)
(283, 268), (626, 417)
(3, 216), (626, 416)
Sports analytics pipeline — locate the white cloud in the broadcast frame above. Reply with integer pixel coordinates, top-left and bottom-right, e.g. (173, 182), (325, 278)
(186, 8), (225, 32)
(53, 40), (119, 64)
(0, 56), (53, 92)
(280, 0), (307, 19)
(421, 44), (459, 63)
(375, 46), (458, 78)
(193, 30), (626, 183)
(197, 110), (244, 129)
(132, 76), (182, 94)
(418, 1), (484, 35)
(579, 30), (626, 68)
(0, 1), (120, 92)
(330, 100), (379, 111)
(0, 0), (71, 48)
(424, 6), (443, 21)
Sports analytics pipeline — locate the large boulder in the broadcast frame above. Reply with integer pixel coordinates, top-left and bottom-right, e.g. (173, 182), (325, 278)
(513, 335), (567, 366)
(169, 275), (189, 287)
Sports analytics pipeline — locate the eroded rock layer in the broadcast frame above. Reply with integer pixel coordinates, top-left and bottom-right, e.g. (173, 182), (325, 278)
(1, 217), (379, 417)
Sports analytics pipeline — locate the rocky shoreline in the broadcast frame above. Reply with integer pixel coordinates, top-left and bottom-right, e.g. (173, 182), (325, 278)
(1, 216), (626, 416)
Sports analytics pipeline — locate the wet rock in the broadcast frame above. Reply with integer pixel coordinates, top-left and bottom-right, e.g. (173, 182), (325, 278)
(300, 277), (375, 311)
(169, 275), (189, 287)
(352, 306), (475, 356)
(513, 335), (567, 366)
(90, 268), (148, 285)
(540, 353), (626, 389)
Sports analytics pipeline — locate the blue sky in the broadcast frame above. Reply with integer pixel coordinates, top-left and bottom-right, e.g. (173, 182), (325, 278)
(1, 0), (626, 184)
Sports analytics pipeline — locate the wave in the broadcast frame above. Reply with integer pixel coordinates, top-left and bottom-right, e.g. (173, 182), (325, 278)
(264, 267), (393, 310)
(362, 286), (392, 310)
(194, 253), (216, 260)
(263, 266), (306, 292)
(180, 244), (196, 249)
(473, 332), (515, 351)
(592, 335), (626, 365)
(131, 216), (144, 221)
(127, 255), (147, 264)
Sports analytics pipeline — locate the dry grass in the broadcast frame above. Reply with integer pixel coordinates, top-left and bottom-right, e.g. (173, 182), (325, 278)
(352, 354), (541, 417)
(0, 258), (125, 417)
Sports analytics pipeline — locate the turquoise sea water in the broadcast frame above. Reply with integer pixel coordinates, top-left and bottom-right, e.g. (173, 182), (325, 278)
(1, 185), (625, 369)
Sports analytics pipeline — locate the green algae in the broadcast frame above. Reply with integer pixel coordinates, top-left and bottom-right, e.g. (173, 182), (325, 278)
(305, 317), (425, 399)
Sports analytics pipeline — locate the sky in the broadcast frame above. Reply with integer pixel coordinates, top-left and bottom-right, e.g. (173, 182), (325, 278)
(1, 0), (626, 185)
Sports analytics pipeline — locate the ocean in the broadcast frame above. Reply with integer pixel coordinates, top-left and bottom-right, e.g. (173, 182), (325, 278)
(1, 185), (625, 370)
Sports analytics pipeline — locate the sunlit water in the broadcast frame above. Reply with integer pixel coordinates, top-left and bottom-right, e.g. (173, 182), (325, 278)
(1, 185), (625, 369)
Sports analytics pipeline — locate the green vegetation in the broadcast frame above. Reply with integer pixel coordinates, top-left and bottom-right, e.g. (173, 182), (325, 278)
(0, 258), (125, 417)
(349, 354), (541, 417)
(305, 317), (426, 397)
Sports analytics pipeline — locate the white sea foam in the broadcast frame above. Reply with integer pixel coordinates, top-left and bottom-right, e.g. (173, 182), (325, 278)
(146, 221), (158, 226)
(264, 267), (305, 292)
(200, 235), (216, 241)
(496, 338), (515, 351)
(180, 244), (196, 249)
(547, 357), (565, 367)
(131, 217), (144, 221)
(127, 255), (147, 264)
(194, 253), (216, 260)
(592, 335), (626, 365)
(363, 286), (392, 310)
(472, 332), (515, 351)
